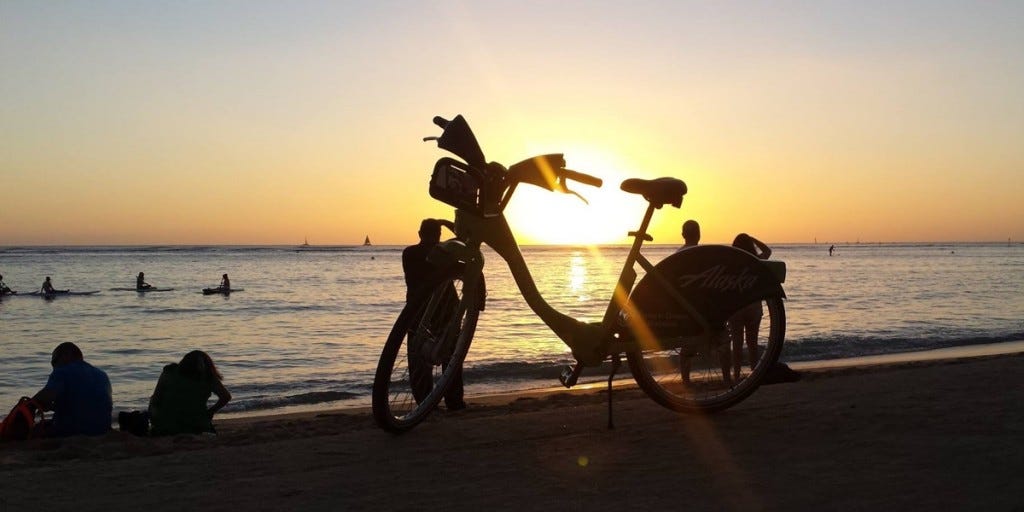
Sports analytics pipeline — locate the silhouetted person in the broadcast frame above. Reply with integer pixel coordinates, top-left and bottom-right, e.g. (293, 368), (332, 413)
(402, 218), (466, 411)
(728, 233), (772, 381)
(40, 276), (65, 295)
(0, 274), (13, 295)
(32, 342), (112, 437)
(219, 274), (230, 291)
(674, 220), (728, 385)
(149, 350), (232, 436)
(676, 219), (701, 252)
(829, 245), (835, 256)
(136, 272), (152, 290)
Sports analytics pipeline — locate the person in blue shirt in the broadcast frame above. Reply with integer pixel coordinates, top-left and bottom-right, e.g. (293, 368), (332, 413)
(32, 342), (113, 437)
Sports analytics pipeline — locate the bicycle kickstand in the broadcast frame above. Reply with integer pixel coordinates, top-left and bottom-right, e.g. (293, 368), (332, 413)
(607, 354), (621, 429)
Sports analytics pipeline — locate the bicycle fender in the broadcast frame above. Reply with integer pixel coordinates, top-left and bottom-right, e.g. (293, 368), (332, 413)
(626, 245), (785, 338)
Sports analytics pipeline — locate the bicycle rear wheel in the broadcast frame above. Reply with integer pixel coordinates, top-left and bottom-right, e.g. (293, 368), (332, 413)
(627, 296), (785, 413)
(372, 268), (480, 433)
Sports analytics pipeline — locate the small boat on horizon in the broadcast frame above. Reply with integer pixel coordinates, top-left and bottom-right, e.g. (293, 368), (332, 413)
(300, 237), (310, 247)
(363, 236), (371, 246)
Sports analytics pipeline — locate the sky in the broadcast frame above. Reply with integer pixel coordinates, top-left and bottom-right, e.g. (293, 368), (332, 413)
(2, 1), (1022, 246)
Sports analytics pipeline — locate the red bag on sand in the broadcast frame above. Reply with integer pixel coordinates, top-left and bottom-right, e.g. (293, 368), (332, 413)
(0, 397), (47, 442)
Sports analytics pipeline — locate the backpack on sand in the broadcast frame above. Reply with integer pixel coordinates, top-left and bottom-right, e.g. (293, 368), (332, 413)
(0, 397), (46, 442)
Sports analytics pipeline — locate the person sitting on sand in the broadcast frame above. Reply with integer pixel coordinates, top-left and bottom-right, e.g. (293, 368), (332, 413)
(728, 233), (772, 381)
(32, 342), (113, 437)
(149, 350), (232, 436)
(136, 272), (152, 290)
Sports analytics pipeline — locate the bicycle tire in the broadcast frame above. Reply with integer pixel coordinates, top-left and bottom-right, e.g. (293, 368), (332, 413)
(627, 295), (785, 413)
(372, 268), (480, 433)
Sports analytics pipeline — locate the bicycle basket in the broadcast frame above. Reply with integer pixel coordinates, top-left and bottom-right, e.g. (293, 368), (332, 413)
(429, 158), (486, 214)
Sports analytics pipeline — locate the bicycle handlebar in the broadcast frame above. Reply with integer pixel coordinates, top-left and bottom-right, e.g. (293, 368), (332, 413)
(560, 168), (603, 188)
(507, 154), (603, 191)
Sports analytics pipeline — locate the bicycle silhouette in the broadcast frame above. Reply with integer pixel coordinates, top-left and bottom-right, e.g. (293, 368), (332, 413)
(373, 115), (787, 433)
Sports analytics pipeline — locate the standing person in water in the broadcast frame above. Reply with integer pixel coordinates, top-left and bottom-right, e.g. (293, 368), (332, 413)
(402, 218), (466, 412)
(136, 272), (152, 290)
(676, 219), (700, 252)
(676, 220), (703, 385)
(675, 219), (732, 386)
(728, 233), (772, 381)
(829, 244), (835, 256)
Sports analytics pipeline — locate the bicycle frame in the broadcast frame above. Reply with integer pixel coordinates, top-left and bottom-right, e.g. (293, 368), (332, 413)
(422, 112), (784, 376)
(436, 199), (717, 369)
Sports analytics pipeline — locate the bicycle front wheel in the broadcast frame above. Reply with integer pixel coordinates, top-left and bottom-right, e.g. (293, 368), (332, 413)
(372, 268), (480, 433)
(627, 296), (786, 413)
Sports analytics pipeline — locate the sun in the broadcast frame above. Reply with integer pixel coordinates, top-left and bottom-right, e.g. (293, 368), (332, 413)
(503, 149), (648, 245)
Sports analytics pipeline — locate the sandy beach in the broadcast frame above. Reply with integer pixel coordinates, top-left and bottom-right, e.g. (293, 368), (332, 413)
(2, 352), (1024, 511)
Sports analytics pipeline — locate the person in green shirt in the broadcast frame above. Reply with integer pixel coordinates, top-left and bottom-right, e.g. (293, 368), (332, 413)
(148, 350), (232, 436)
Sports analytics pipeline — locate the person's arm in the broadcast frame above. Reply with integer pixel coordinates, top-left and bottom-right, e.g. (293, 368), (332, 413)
(32, 387), (57, 411)
(752, 237), (772, 260)
(436, 219), (456, 234)
(148, 372), (167, 411)
(32, 371), (63, 411)
(208, 380), (231, 417)
(401, 248), (415, 292)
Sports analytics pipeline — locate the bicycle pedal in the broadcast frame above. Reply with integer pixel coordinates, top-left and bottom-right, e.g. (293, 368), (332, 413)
(559, 364), (583, 388)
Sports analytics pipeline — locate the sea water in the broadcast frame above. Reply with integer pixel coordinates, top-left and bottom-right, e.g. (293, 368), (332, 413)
(1, 243), (1021, 416)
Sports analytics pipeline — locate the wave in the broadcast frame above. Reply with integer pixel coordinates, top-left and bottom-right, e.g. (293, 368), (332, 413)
(104, 333), (1024, 415)
(781, 331), (1024, 361)
(227, 390), (361, 412)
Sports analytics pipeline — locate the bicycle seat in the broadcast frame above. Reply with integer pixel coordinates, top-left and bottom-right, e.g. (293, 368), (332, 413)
(620, 177), (687, 208)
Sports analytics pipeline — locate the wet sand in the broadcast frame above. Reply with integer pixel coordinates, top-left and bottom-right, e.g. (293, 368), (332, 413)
(2, 352), (1024, 511)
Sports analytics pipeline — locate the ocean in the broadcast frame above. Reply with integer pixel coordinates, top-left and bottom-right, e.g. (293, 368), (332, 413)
(1, 242), (1022, 417)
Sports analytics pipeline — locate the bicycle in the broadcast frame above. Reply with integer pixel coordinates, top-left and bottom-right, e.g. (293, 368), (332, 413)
(372, 115), (787, 433)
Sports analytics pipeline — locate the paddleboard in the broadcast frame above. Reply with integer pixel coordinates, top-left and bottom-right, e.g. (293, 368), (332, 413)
(24, 290), (101, 297)
(202, 288), (243, 295)
(109, 287), (175, 292)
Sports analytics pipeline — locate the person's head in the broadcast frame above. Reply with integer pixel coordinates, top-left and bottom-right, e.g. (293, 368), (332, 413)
(222, 274), (228, 279)
(50, 342), (84, 368)
(178, 350), (222, 382)
(418, 219), (442, 244)
(45, 276), (51, 282)
(732, 233), (756, 254)
(682, 220), (700, 245)
(138, 272), (144, 277)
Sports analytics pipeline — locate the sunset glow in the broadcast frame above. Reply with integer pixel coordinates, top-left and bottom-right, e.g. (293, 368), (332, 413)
(2, 2), (1022, 246)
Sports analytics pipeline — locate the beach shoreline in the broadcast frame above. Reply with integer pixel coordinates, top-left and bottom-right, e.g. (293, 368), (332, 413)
(214, 339), (1024, 423)
(3, 348), (1024, 511)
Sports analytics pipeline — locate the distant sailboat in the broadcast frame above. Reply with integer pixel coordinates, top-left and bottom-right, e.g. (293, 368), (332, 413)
(300, 237), (310, 247)
(363, 236), (371, 246)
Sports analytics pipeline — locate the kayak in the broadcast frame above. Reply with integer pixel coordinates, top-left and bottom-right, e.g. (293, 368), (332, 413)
(24, 290), (101, 297)
(109, 287), (175, 292)
(202, 288), (243, 295)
